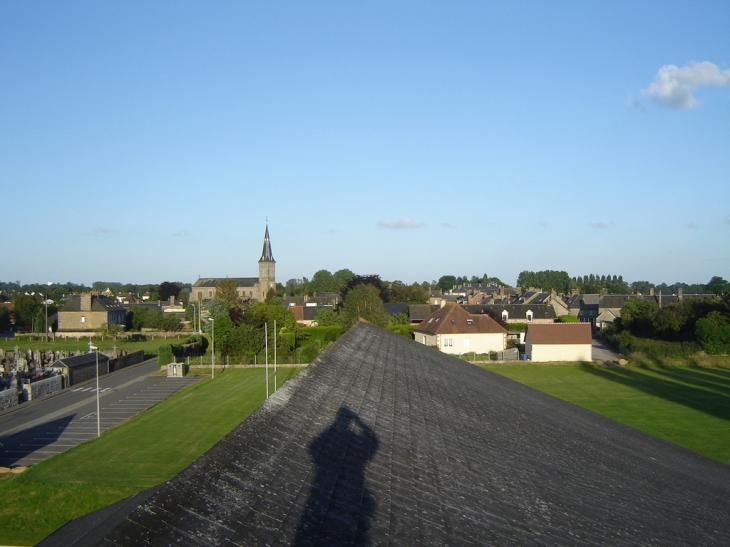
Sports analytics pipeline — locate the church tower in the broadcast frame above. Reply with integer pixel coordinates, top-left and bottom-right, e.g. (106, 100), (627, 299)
(258, 224), (276, 298)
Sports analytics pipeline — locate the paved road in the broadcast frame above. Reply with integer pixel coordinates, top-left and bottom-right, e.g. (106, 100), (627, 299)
(0, 360), (203, 467)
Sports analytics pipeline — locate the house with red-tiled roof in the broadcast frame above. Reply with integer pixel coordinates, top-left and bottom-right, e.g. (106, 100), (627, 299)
(414, 303), (507, 354)
(525, 323), (592, 362)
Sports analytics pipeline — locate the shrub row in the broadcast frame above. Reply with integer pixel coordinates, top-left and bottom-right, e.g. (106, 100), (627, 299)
(605, 331), (700, 359)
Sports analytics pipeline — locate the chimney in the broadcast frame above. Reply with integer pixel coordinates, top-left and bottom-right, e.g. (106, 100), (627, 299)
(658, 290), (662, 307)
(169, 295), (175, 305)
(649, 288), (654, 296)
(80, 293), (92, 311)
(678, 287), (683, 301)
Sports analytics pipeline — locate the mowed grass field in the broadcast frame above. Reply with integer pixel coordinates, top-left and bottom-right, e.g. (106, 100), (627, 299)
(482, 363), (730, 466)
(0, 367), (303, 546)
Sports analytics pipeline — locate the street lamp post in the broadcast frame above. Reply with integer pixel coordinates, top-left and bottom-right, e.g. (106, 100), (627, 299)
(89, 342), (101, 437)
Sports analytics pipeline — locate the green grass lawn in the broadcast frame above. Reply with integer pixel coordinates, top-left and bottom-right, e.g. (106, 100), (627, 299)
(0, 367), (302, 546)
(483, 363), (730, 466)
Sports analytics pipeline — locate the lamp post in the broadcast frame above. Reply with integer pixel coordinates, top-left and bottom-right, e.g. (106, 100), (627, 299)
(89, 342), (101, 437)
(207, 317), (215, 379)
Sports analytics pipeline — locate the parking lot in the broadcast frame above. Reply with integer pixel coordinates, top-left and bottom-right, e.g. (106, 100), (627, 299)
(0, 362), (203, 468)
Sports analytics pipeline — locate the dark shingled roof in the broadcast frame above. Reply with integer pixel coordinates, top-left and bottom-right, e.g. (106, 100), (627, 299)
(259, 225), (275, 263)
(59, 295), (126, 313)
(193, 277), (259, 288)
(415, 304), (507, 335)
(45, 322), (730, 546)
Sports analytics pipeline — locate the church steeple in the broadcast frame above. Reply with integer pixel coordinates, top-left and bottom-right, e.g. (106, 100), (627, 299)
(258, 225), (276, 298)
(259, 224), (275, 263)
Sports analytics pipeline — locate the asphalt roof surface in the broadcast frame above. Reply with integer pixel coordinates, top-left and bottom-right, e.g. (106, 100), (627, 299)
(48, 322), (730, 546)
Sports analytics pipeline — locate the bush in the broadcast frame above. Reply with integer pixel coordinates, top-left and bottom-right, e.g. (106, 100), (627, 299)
(158, 344), (174, 366)
(607, 331), (700, 359)
(507, 323), (528, 331)
(387, 325), (414, 338)
(696, 314), (730, 354)
(556, 315), (579, 323)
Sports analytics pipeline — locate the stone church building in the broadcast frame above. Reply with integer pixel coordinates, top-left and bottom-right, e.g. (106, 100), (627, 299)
(191, 225), (276, 303)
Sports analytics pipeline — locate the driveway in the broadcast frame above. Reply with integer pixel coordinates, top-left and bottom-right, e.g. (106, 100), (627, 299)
(592, 337), (620, 362)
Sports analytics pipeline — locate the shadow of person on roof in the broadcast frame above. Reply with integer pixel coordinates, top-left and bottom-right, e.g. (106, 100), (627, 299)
(295, 406), (379, 547)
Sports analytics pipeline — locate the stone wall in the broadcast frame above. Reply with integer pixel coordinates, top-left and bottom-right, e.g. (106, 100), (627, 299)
(30, 375), (64, 399)
(110, 350), (145, 372)
(0, 388), (18, 410)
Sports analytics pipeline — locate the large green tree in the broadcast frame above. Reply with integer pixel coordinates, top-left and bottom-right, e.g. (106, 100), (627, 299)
(215, 279), (242, 307)
(244, 299), (296, 331)
(159, 282), (182, 301)
(516, 270), (573, 293)
(438, 275), (457, 292)
(0, 307), (11, 332)
(339, 284), (389, 328)
(706, 276), (729, 295)
(387, 282), (428, 304)
(11, 293), (40, 326)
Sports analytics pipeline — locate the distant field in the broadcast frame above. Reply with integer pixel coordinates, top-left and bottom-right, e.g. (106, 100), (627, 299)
(482, 363), (730, 466)
(0, 367), (303, 546)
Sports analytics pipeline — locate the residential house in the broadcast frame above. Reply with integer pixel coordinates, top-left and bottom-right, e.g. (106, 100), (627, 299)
(57, 294), (127, 333)
(414, 304), (507, 354)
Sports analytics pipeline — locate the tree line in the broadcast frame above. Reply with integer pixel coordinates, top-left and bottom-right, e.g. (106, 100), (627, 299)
(515, 270), (728, 296)
(602, 286), (730, 356)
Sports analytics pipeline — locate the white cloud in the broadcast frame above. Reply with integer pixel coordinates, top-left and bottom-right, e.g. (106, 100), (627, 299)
(589, 221), (614, 229)
(172, 230), (189, 237)
(94, 227), (118, 235)
(642, 61), (730, 109)
(377, 218), (426, 230)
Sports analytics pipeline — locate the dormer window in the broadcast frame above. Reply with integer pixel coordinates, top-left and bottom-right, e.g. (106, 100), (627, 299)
(466, 319), (474, 325)
(502, 310), (509, 321)
(526, 310), (533, 322)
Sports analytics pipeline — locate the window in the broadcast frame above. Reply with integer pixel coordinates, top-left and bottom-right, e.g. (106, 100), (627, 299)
(208, 290), (213, 297)
(466, 319), (474, 325)
(463, 338), (471, 347)
(526, 310), (533, 322)
(80, 316), (86, 323)
(444, 338), (453, 347)
(502, 310), (509, 321)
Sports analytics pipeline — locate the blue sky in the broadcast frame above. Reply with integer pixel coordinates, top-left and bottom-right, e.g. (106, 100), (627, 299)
(2, 1), (728, 288)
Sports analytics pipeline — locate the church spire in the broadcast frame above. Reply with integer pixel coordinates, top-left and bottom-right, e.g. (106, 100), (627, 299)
(259, 224), (275, 263)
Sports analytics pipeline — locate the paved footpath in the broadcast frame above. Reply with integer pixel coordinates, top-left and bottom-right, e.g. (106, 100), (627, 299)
(0, 361), (203, 468)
